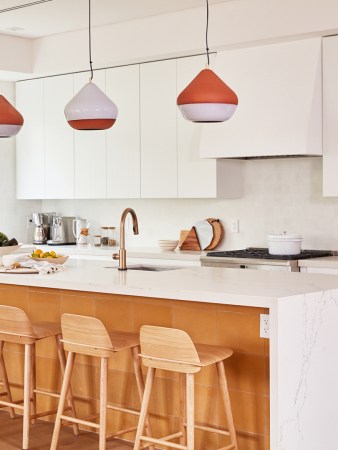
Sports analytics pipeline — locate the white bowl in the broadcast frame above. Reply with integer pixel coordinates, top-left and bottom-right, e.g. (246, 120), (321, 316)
(158, 240), (179, 251)
(0, 244), (22, 257)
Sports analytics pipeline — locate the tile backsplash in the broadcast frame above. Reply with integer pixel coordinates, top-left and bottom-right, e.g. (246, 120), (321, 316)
(41, 157), (338, 251)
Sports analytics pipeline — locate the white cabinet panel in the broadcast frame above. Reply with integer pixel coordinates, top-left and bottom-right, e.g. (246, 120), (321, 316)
(200, 38), (322, 158)
(106, 65), (140, 198)
(323, 36), (338, 197)
(140, 60), (177, 198)
(177, 55), (217, 198)
(44, 75), (74, 199)
(16, 79), (44, 199)
(73, 71), (107, 199)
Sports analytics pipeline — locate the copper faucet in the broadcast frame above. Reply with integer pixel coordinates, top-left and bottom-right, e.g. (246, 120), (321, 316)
(112, 208), (139, 270)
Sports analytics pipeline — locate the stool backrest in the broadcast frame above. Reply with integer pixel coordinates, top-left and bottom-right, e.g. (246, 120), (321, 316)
(0, 305), (35, 344)
(140, 325), (201, 374)
(61, 313), (114, 357)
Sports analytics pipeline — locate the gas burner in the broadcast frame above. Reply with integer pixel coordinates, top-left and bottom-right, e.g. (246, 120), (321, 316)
(206, 248), (333, 261)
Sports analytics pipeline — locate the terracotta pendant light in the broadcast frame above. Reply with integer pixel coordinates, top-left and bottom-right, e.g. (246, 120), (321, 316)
(0, 95), (24, 138)
(64, 0), (118, 130)
(177, 0), (238, 123)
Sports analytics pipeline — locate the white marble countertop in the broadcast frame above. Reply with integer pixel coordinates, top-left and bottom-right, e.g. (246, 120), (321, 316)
(1, 258), (338, 308)
(36, 244), (205, 261)
(298, 255), (338, 269)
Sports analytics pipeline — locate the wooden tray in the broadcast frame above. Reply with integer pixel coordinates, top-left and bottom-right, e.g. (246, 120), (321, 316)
(179, 227), (201, 251)
(205, 218), (224, 250)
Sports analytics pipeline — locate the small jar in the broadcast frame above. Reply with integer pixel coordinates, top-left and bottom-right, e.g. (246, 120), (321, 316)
(100, 227), (109, 246)
(93, 235), (101, 247)
(107, 227), (116, 246)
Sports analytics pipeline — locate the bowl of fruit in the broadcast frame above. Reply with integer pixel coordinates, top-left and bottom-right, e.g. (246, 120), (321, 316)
(30, 249), (69, 265)
(0, 232), (22, 257)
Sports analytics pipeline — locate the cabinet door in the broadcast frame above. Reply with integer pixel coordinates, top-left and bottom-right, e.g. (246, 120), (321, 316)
(323, 36), (338, 197)
(140, 59), (177, 198)
(73, 71), (107, 199)
(16, 79), (44, 199)
(106, 65), (140, 198)
(177, 55), (217, 198)
(44, 75), (74, 199)
(200, 38), (322, 158)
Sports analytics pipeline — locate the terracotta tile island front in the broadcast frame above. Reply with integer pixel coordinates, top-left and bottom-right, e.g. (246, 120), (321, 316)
(0, 259), (338, 450)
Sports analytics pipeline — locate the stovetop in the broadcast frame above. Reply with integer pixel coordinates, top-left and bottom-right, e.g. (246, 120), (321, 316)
(206, 248), (333, 261)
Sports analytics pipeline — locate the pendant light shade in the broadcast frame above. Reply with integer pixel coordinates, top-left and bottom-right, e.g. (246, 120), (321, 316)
(64, 81), (118, 130)
(177, 68), (238, 123)
(0, 95), (24, 138)
(177, 0), (238, 123)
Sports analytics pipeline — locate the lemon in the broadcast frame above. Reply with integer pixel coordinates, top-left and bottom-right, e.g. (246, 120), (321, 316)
(31, 252), (39, 258)
(49, 251), (56, 258)
(43, 252), (50, 258)
(39, 253), (45, 258)
(35, 249), (42, 255)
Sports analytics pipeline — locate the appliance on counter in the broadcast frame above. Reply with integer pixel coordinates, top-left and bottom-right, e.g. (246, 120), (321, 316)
(201, 248), (334, 272)
(31, 212), (55, 245)
(47, 216), (77, 245)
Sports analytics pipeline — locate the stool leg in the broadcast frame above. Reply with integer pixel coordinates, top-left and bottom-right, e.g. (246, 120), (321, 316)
(23, 343), (32, 450)
(179, 373), (187, 446)
(50, 351), (75, 450)
(99, 357), (108, 450)
(55, 334), (79, 435)
(186, 373), (194, 450)
(0, 341), (15, 419)
(133, 367), (155, 450)
(216, 361), (238, 450)
(30, 343), (36, 424)
(130, 347), (154, 449)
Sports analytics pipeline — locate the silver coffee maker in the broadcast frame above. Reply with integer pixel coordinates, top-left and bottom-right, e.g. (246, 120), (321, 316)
(31, 212), (54, 244)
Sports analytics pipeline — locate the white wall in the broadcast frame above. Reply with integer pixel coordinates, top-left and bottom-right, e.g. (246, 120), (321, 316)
(0, 81), (40, 243)
(41, 157), (338, 251)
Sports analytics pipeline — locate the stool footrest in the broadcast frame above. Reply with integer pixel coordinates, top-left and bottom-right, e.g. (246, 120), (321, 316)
(62, 414), (99, 428)
(30, 406), (71, 420)
(106, 425), (138, 439)
(191, 422), (231, 436)
(61, 414), (100, 430)
(34, 388), (60, 399)
(107, 403), (140, 416)
(0, 400), (24, 411)
(140, 434), (186, 450)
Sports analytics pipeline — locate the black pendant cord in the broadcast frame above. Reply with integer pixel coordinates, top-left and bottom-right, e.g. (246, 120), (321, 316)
(89, 0), (94, 80)
(206, 0), (210, 66)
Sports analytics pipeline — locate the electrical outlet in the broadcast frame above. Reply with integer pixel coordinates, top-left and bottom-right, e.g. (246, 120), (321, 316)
(230, 219), (239, 233)
(260, 314), (270, 339)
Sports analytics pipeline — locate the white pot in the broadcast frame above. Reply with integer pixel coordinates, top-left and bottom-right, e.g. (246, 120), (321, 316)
(267, 233), (303, 255)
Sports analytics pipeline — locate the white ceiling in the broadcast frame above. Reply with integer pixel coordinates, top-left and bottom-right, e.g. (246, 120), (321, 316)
(0, 0), (229, 38)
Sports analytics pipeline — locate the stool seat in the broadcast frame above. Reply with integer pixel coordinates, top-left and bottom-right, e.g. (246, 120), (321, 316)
(107, 330), (140, 351)
(195, 343), (233, 366)
(32, 321), (62, 340)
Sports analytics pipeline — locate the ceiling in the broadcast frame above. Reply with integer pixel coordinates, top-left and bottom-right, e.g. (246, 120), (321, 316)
(0, 0), (229, 38)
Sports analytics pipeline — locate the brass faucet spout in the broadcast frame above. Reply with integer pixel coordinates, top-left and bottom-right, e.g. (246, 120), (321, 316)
(114, 208), (139, 270)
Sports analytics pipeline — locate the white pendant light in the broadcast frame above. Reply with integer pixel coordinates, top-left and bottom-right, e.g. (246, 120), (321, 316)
(0, 95), (24, 138)
(177, 0), (238, 123)
(64, 0), (118, 130)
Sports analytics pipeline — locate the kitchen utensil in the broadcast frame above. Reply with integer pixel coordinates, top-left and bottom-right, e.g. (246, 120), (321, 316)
(268, 232), (302, 255)
(194, 220), (213, 250)
(179, 227), (201, 250)
(49, 216), (65, 244)
(73, 218), (88, 244)
(205, 218), (224, 250)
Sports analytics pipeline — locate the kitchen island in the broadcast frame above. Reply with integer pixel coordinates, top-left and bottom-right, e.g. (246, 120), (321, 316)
(0, 259), (338, 450)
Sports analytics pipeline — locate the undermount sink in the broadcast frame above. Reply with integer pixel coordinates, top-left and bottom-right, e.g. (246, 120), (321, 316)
(105, 264), (183, 272)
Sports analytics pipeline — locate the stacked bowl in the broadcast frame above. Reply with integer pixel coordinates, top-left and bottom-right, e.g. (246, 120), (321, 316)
(158, 240), (179, 252)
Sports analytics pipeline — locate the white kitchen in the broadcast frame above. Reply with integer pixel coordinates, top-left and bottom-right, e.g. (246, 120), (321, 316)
(1, 1), (338, 450)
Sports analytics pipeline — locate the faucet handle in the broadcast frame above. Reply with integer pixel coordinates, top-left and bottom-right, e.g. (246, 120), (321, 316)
(112, 253), (119, 260)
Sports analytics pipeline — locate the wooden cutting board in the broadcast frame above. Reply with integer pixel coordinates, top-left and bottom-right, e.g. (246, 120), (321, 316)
(205, 218), (224, 250)
(179, 227), (201, 250)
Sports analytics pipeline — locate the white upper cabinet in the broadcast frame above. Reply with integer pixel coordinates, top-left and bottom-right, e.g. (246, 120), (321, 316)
(73, 71), (107, 199)
(16, 79), (44, 199)
(44, 75), (74, 199)
(323, 36), (338, 197)
(140, 59), (178, 198)
(200, 38), (323, 158)
(106, 65), (140, 198)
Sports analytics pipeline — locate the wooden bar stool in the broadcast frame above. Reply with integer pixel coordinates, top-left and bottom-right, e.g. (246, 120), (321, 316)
(0, 305), (78, 450)
(134, 325), (239, 450)
(51, 313), (153, 450)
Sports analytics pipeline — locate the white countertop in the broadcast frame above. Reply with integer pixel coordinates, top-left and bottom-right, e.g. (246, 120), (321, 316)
(298, 255), (338, 269)
(36, 244), (205, 261)
(1, 258), (338, 308)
